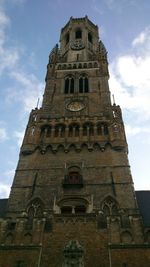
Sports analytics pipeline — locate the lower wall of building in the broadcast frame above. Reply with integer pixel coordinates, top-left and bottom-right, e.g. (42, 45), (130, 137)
(0, 247), (40, 267)
(110, 246), (150, 267)
(0, 217), (150, 266)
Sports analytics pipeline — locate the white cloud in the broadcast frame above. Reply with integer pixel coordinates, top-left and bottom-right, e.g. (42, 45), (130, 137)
(4, 168), (15, 178)
(0, 8), (20, 74)
(132, 27), (150, 47)
(0, 182), (10, 198)
(8, 71), (44, 113)
(0, 6), (43, 114)
(109, 26), (150, 122)
(14, 129), (25, 146)
(0, 127), (7, 142)
(125, 124), (150, 137)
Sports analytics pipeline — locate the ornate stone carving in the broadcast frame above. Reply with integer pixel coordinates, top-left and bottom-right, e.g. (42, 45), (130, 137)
(63, 240), (84, 267)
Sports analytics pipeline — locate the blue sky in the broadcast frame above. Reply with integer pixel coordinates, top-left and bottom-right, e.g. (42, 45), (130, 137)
(0, 0), (150, 197)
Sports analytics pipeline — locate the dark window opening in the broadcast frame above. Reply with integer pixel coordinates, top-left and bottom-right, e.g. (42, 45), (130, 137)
(79, 77), (89, 93)
(97, 124), (102, 135)
(75, 29), (82, 39)
(89, 126), (94, 136)
(14, 261), (27, 267)
(61, 206), (72, 214)
(103, 124), (108, 135)
(68, 125), (73, 137)
(88, 32), (93, 43)
(46, 126), (51, 137)
(70, 78), (74, 94)
(54, 126), (59, 137)
(85, 77), (89, 92)
(75, 125), (80, 136)
(69, 172), (80, 184)
(7, 222), (16, 230)
(62, 171), (83, 188)
(83, 125), (87, 136)
(44, 220), (52, 232)
(64, 77), (74, 94)
(97, 123), (108, 135)
(65, 78), (69, 94)
(69, 125), (79, 137)
(75, 205), (86, 214)
(61, 125), (65, 137)
(79, 78), (83, 93)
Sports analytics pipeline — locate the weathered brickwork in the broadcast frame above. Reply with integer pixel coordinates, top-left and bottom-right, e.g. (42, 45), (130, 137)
(0, 16), (150, 266)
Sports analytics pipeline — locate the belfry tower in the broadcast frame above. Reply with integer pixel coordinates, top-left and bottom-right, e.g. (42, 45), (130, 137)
(0, 16), (150, 267)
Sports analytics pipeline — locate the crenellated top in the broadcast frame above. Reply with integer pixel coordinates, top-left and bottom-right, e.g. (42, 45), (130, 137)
(61, 16), (98, 34)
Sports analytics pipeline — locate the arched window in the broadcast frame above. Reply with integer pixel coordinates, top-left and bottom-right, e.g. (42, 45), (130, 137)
(83, 123), (94, 136)
(61, 206), (72, 214)
(79, 77), (83, 93)
(97, 123), (108, 135)
(64, 76), (74, 94)
(88, 32), (93, 43)
(55, 124), (66, 137)
(75, 29), (82, 39)
(55, 125), (59, 137)
(59, 198), (87, 214)
(62, 166), (83, 188)
(46, 126), (52, 137)
(79, 76), (89, 93)
(68, 171), (81, 184)
(27, 198), (44, 219)
(102, 197), (118, 216)
(68, 124), (80, 137)
(97, 123), (102, 135)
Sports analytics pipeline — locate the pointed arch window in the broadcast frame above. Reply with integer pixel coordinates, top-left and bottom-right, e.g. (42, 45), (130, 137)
(97, 123), (108, 135)
(62, 166), (83, 188)
(102, 197), (118, 216)
(68, 124), (80, 137)
(27, 198), (44, 219)
(64, 76), (74, 94)
(83, 122), (94, 136)
(79, 76), (89, 93)
(54, 124), (66, 138)
(75, 29), (82, 39)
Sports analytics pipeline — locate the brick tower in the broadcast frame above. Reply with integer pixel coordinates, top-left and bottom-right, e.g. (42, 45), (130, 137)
(0, 16), (150, 267)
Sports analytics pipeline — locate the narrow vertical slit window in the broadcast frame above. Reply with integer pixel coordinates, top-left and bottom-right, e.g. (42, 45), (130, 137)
(88, 32), (93, 43)
(65, 78), (69, 94)
(79, 78), (83, 93)
(70, 78), (74, 94)
(84, 77), (89, 92)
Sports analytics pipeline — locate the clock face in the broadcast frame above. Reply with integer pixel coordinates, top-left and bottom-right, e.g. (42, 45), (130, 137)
(70, 40), (85, 50)
(66, 101), (85, 112)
